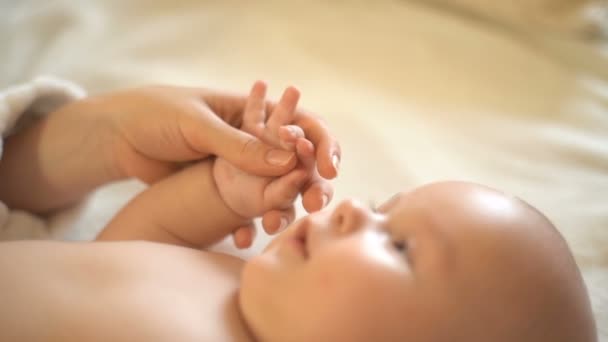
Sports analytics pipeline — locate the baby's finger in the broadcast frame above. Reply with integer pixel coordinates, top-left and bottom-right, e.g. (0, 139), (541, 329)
(241, 81), (268, 136)
(263, 169), (309, 210)
(261, 206), (296, 235)
(266, 86), (300, 142)
(232, 224), (256, 249)
(301, 178), (334, 213)
(278, 125), (305, 150)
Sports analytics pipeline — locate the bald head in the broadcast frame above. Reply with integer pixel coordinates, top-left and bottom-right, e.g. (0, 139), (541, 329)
(405, 181), (597, 342)
(241, 181), (596, 342)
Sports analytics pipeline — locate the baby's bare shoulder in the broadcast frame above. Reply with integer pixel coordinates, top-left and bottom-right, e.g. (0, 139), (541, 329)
(88, 242), (250, 341)
(85, 242), (250, 341)
(0, 241), (248, 341)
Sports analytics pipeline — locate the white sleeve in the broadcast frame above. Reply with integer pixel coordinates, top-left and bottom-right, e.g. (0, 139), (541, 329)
(0, 76), (86, 241)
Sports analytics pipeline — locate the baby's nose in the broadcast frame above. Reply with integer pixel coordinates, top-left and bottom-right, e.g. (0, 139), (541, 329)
(331, 199), (374, 235)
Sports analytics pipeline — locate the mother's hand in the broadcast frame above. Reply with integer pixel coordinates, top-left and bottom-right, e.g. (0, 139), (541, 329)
(98, 84), (340, 185)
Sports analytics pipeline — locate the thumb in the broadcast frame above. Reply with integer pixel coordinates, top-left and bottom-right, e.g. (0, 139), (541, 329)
(188, 113), (297, 176)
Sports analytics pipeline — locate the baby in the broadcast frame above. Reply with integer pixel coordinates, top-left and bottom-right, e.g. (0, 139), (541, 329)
(93, 84), (597, 341)
(0, 84), (596, 341)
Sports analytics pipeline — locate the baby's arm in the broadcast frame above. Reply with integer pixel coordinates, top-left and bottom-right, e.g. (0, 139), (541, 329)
(97, 161), (244, 248)
(97, 158), (308, 248)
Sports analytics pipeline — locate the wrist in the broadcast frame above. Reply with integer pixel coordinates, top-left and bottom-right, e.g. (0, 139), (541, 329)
(0, 98), (125, 212)
(64, 97), (126, 183)
(101, 160), (250, 247)
(79, 96), (131, 182)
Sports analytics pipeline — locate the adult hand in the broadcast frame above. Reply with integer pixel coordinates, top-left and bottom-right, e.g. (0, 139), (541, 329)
(96, 83), (340, 186)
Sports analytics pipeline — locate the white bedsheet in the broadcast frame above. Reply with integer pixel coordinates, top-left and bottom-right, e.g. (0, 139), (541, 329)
(2, 0), (607, 339)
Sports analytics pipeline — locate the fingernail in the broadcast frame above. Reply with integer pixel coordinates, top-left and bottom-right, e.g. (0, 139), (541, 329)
(279, 217), (288, 231)
(285, 126), (298, 138)
(332, 154), (340, 172)
(321, 194), (329, 208)
(266, 149), (294, 166)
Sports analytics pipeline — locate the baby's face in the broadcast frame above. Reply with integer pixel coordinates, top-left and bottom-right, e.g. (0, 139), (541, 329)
(239, 182), (595, 342)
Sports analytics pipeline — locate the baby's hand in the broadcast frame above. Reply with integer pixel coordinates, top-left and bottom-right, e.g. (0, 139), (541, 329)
(213, 82), (325, 248)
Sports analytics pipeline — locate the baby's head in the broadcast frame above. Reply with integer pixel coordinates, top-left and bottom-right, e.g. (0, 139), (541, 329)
(239, 181), (596, 342)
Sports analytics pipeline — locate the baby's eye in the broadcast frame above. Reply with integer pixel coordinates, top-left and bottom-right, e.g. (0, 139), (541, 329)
(392, 240), (407, 252)
(370, 202), (408, 255)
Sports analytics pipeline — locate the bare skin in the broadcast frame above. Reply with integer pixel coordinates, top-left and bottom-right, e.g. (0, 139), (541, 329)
(0, 83), (596, 341)
(0, 182), (596, 341)
(93, 84), (597, 341)
(0, 241), (251, 342)
(0, 81), (333, 341)
(0, 81), (339, 247)
(97, 82), (320, 248)
(240, 182), (597, 342)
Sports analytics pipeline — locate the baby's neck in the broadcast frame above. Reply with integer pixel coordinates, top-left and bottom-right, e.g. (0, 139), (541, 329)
(233, 293), (259, 342)
(221, 288), (258, 342)
(206, 251), (259, 342)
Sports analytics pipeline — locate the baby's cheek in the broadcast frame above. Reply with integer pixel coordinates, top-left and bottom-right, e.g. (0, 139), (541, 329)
(307, 250), (374, 301)
(302, 260), (397, 340)
(307, 243), (408, 307)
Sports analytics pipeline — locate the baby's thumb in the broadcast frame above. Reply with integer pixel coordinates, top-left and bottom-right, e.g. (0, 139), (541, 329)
(207, 122), (297, 177)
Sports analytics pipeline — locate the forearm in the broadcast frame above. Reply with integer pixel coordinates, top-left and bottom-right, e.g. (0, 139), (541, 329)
(0, 100), (121, 213)
(97, 160), (248, 248)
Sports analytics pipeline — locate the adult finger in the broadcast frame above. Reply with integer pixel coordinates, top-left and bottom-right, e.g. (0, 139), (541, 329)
(292, 112), (341, 180)
(261, 206), (296, 235)
(296, 137), (334, 212)
(183, 109), (297, 176)
(263, 103), (341, 180)
(232, 224), (256, 249)
(194, 83), (339, 177)
(301, 179), (334, 213)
